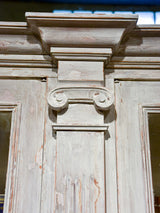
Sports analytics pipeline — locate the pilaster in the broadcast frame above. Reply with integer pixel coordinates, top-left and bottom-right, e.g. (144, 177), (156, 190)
(25, 13), (138, 213)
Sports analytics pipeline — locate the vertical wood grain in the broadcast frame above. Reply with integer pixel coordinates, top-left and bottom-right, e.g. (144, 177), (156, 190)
(0, 79), (46, 213)
(115, 81), (160, 213)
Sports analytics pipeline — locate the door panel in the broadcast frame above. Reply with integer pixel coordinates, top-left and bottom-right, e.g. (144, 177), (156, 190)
(0, 79), (46, 213)
(115, 81), (160, 213)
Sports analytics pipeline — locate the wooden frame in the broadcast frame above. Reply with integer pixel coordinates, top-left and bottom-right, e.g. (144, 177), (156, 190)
(139, 105), (160, 213)
(0, 103), (21, 213)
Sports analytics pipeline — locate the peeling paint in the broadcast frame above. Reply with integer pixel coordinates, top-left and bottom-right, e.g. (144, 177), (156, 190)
(94, 179), (100, 213)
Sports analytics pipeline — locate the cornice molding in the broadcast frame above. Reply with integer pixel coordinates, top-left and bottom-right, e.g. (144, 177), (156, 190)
(0, 22), (43, 55)
(0, 54), (52, 68)
(26, 13), (138, 57)
(1, 16), (160, 58)
(108, 56), (160, 69)
(50, 47), (112, 66)
(0, 22), (28, 34)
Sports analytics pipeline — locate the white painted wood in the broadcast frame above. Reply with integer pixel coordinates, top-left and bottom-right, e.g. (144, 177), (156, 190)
(139, 106), (160, 213)
(51, 47), (112, 55)
(51, 47), (112, 67)
(55, 131), (105, 213)
(48, 87), (113, 112)
(40, 78), (58, 213)
(106, 69), (160, 80)
(52, 124), (108, 131)
(1, 12), (160, 213)
(0, 79), (46, 213)
(118, 36), (160, 56)
(0, 35), (43, 55)
(46, 83), (113, 212)
(26, 13), (137, 54)
(104, 77), (118, 213)
(115, 81), (160, 213)
(0, 103), (21, 213)
(0, 54), (52, 68)
(58, 61), (104, 81)
(0, 67), (56, 78)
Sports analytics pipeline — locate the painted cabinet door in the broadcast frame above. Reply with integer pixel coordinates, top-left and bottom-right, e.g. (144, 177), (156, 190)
(0, 79), (46, 213)
(115, 81), (160, 213)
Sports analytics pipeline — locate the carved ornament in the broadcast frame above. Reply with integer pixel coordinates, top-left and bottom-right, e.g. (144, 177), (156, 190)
(48, 87), (113, 111)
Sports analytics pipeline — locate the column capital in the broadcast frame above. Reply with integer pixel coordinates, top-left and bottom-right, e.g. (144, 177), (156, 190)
(47, 86), (113, 112)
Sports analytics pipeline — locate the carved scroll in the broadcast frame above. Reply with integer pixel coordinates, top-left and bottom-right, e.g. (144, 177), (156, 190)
(48, 86), (113, 112)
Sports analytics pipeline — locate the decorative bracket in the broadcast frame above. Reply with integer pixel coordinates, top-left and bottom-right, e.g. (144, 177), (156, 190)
(48, 86), (113, 112)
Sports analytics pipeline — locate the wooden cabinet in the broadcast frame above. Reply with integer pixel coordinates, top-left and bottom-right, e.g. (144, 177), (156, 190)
(0, 13), (159, 213)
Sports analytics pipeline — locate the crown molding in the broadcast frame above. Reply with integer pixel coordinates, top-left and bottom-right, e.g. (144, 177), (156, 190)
(26, 13), (138, 55)
(1, 16), (160, 59)
(0, 54), (52, 68)
(0, 22), (28, 34)
(109, 56), (160, 69)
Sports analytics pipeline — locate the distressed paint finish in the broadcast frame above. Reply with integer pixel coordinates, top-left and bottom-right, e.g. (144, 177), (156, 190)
(0, 79), (46, 213)
(55, 131), (105, 213)
(1, 12), (160, 213)
(115, 81), (160, 213)
(58, 61), (104, 81)
(28, 12), (136, 213)
(47, 86), (113, 213)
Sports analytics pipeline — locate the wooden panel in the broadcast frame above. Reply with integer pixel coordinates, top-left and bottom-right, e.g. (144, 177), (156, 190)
(55, 131), (105, 213)
(115, 81), (160, 213)
(58, 61), (104, 81)
(0, 79), (46, 213)
(55, 98), (106, 212)
(57, 104), (103, 125)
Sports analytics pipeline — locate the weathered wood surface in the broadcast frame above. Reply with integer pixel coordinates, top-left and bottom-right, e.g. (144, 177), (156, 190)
(115, 81), (160, 213)
(26, 13), (137, 51)
(104, 78), (118, 213)
(58, 61), (104, 81)
(1, 12), (160, 213)
(46, 84), (113, 213)
(0, 34), (43, 55)
(106, 69), (160, 80)
(0, 79), (46, 213)
(117, 26), (160, 56)
(0, 103), (21, 213)
(0, 54), (52, 68)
